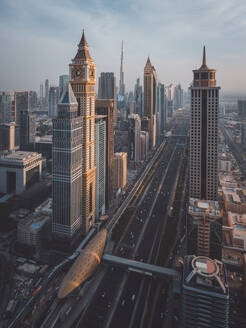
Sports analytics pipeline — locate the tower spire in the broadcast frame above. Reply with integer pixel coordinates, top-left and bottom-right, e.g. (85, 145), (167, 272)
(119, 40), (125, 97)
(203, 45), (206, 66)
(79, 29), (88, 46)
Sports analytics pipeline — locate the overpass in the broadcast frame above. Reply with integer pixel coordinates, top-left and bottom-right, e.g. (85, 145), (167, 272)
(102, 254), (178, 278)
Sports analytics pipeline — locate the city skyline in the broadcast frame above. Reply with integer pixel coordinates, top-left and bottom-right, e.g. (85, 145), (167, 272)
(1, 0), (246, 93)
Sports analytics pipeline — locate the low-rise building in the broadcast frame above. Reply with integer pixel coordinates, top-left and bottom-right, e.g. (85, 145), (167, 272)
(17, 198), (52, 250)
(227, 212), (246, 250)
(222, 186), (246, 214)
(0, 151), (42, 194)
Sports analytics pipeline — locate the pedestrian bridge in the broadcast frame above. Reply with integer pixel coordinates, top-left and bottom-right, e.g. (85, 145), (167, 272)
(102, 254), (178, 278)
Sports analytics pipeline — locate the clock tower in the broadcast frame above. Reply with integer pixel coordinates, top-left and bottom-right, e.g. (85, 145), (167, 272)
(69, 30), (96, 235)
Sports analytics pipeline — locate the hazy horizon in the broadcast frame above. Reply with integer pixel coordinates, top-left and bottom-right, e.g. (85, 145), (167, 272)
(1, 0), (246, 94)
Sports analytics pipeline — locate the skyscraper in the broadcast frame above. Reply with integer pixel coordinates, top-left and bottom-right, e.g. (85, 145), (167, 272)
(144, 57), (157, 149)
(95, 116), (106, 220)
(0, 91), (15, 123)
(15, 91), (35, 149)
(29, 91), (38, 109)
(134, 78), (143, 118)
(19, 112), (35, 149)
(98, 72), (117, 122)
(52, 83), (83, 239)
(59, 75), (69, 98)
(112, 152), (127, 190)
(15, 91), (29, 125)
(119, 41), (125, 97)
(45, 79), (49, 106)
(69, 31), (96, 235)
(190, 47), (220, 201)
(159, 83), (166, 133)
(40, 83), (44, 109)
(174, 83), (183, 109)
(48, 86), (59, 118)
(95, 99), (114, 210)
(128, 113), (141, 166)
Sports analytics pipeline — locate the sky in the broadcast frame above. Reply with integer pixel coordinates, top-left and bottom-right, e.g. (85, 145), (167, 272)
(1, 0), (246, 94)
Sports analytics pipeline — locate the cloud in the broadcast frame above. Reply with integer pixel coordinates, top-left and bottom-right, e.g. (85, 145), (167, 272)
(0, 0), (246, 93)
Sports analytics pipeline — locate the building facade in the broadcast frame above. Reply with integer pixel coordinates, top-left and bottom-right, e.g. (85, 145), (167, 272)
(0, 91), (15, 123)
(238, 100), (246, 119)
(112, 152), (127, 191)
(98, 72), (117, 122)
(134, 78), (143, 118)
(48, 86), (59, 118)
(59, 75), (69, 98)
(187, 198), (222, 260)
(95, 99), (114, 210)
(0, 122), (16, 152)
(190, 47), (220, 201)
(45, 79), (49, 106)
(69, 31), (96, 235)
(128, 113), (141, 166)
(52, 83), (83, 239)
(95, 116), (106, 220)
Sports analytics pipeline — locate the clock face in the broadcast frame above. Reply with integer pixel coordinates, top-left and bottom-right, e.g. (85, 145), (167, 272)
(76, 68), (82, 77)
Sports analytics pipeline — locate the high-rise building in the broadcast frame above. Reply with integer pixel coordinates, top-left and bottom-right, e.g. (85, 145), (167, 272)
(174, 83), (183, 109)
(19, 112), (35, 149)
(52, 83), (83, 239)
(0, 122), (16, 151)
(189, 47), (220, 201)
(134, 78), (143, 118)
(112, 152), (127, 190)
(48, 86), (59, 118)
(159, 83), (166, 133)
(187, 198), (222, 260)
(241, 121), (246, 146)
(69, 31), (96, 235)
(95, 99), (114, 210)
(15, 91), (29, 125)
(140, 131), (149, 161)
(40, 84), (44, 108)
(95, 116), (106, 220)
(45, 79), (49, 106)
(167, 84), (174, 117)
(238, 100), (246, 118)
(29, 91), (38, 109)
(59, 75), (69, 98)
(14, 91), (35, 149)
(0, 91), (15, 123)
(144, 57), (157, 149)
(98, 72), (117, 122)
(119, 41), (125, 97)
(182, 255), (229, 328)
(128, 113), (141, 166)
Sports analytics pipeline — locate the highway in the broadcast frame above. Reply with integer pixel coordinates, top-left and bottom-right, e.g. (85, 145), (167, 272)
(76, 131), (188, 328)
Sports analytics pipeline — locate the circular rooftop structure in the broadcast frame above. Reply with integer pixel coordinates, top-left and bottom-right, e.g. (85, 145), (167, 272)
(192, 256), (218, 277)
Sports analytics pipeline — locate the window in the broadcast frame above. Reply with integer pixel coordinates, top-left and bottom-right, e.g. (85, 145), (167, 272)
(89, 183), (93, 212)
(201, 72), (208, 80)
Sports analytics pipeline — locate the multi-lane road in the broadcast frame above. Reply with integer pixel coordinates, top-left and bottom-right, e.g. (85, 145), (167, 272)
(76, 132), (188, 328)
